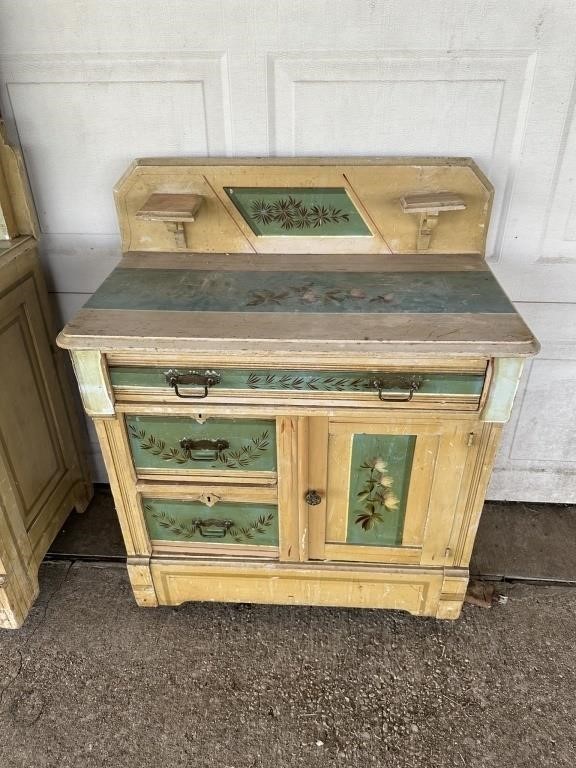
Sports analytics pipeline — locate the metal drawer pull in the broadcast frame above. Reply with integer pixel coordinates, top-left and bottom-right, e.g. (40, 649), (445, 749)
(164, 369), (221, 399)
(179, 437), (229, 460)
(190, 519), (234, 538)
(371, 378), (421, 402)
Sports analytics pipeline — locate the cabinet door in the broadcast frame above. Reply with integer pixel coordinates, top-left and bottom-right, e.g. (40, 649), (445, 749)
(308, 417), (474, 566)
(0, 259), (92, 628)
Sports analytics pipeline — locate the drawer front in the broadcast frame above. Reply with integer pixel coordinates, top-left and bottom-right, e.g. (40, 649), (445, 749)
(143, 497), (279, 553)
(112, 365), (485, 401)
(126, 415), (276, 477)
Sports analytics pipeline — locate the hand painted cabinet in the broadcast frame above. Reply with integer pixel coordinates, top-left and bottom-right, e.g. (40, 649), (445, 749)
(0, 126), (92, 629)
(58, 158), (538, 619)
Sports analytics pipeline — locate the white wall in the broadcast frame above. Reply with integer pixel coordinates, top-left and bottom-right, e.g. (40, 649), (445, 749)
(0, 0), (575, 500)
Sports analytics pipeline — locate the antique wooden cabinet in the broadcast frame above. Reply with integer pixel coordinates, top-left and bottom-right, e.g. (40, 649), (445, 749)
(58, 158), (538, 619)
(0, 126), (92, 629)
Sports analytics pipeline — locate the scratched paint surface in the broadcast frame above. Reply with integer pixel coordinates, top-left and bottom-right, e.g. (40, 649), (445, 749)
(86, 268), (515, 314)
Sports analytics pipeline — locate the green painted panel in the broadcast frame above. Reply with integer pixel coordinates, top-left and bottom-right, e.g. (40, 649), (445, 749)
(86, 268), (516, 315)
(143, 498), (278, 546)
(224, 187), (371, 237)
(126, 416), (276, 472)
(111, 366), (485, 396)
(345, 433), (416, 547)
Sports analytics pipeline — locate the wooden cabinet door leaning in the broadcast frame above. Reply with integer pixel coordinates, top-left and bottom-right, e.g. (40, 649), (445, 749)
(0, 125), (93, 629)
(58, 157), (539, 619)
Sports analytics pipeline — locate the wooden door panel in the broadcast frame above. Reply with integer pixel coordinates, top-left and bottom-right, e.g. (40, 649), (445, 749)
(0, 303), (65, 526)
(0, 270), (89, 557)
(0, 240), (92, 628)
(0, 279), (70, 527)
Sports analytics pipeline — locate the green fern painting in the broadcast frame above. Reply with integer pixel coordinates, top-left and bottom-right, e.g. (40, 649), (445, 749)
(143, 499), (279, 546)
(126, 416), (277, 473)
(224, 187), (372, 237)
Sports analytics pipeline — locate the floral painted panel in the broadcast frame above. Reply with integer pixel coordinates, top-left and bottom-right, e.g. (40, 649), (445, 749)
(144, 498), (279, 546)
(126, 416), (276, 472)
(87, 269), (516, 315)
(346, 433), (416, 547)
(224, 187), (371, 237)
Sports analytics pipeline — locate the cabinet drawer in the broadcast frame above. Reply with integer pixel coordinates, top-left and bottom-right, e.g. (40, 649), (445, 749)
(111, 365), (486, 409)
(143, 497), (279, 557)
(126, 415), (277, 482)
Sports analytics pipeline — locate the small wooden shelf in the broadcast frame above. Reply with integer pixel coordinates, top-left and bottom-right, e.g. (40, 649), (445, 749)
(400, 192), (466, 251)
(136, 193), (203, 248)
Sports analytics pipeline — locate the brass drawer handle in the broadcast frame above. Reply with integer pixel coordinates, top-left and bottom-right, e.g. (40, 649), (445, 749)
(179, 437), (230, 461)
(165, 369), (221, 399)
(190, 518), (234, 538)
(371, 378), (421, 402)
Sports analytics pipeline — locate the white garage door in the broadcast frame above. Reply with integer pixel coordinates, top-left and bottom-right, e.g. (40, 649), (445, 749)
(0, 0), (575, 501)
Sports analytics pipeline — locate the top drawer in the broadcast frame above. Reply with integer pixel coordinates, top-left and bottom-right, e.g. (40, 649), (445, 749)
(110, 364), (487, 410)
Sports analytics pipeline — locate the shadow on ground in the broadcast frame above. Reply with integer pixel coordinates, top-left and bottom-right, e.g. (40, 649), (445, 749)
(0, 562), (574, 768)
(48, 488), (576, 583)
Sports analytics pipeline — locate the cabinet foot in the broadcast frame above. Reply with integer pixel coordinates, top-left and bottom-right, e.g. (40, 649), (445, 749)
(127, 558), (158, 607)
(436, 569), (469, 620)
(73, 481), (94, 515)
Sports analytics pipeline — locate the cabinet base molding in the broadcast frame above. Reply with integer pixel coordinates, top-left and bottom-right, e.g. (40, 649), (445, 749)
(148, 559), (469, 619)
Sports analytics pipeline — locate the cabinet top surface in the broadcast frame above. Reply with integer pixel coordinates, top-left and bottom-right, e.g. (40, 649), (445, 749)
(58, 157), (538, 358)
(58, 252), (539, 358)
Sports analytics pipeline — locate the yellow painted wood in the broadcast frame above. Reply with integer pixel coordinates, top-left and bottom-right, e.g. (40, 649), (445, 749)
(0, 122), (38, 239)
(135, 481), (277, 504)
(0, 130), (92, 627)
(115, 401), (484, 421)
(276, 416), (303, 562)
(59, 306), (538, 359)
(136, 193), (203, 222)
(317, 418), (475, 567)
(400, 434), (438, 545)
(106, 350), (490, 372)
(446, 422), (503, 567)
(307, 417), (329, 560)
(0, 237), (92, 628)
(114, 157), (493, 256)
(481, 357), (525, 422)
(94, 418), (150, 557)
(150, 559), (447, 616)
(70, 350), (115, 416)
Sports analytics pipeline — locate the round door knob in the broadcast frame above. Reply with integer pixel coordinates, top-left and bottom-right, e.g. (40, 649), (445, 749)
(305, 489), (322, 506)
